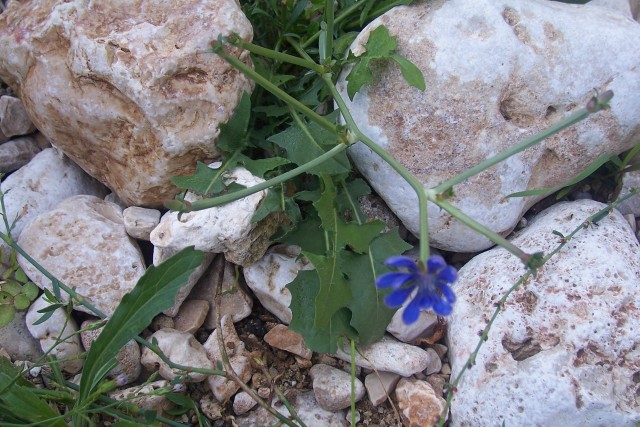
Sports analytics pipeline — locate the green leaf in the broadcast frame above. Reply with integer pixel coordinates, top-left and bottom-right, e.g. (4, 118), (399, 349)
(346, 58), (373, 100)
(171, 162), (226, 196)
(363, 25), (397, 58)
(287, 270), (356, 353)
(217, 91), (251, 153)
(76, 247), (204, 413)
(344, 229), (411, 345)
(14, 268), (28, 283)
(391, 54), (426, 91)
(13, 294), (30, 310)
(507, 153), (615, 198)
(0, 291), (12, 305)
(268, 114), (350, 176)
(0, 357), (65, 426)
(251, 187), (301, 226)
(22, 282), (39, 301)
(1, 281), (21, 296)
(0, 304), (14, 328)
(240, 155), (290, 179)
(277, 211), (325, 254)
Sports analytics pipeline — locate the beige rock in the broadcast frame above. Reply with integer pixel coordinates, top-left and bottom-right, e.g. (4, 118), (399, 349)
(0, 0), (253, 207)
(0, 134), (47, 173)
(173, 299), (209, 334)
(199, 394), (223, 421)
(109, 380), (173, 415)
(233, 391), (258, 416)
(17, 195), (144, 317)
(395, 378), (446, 427)
(0, 95), (36, 137)
(189, 255), (253, 329)
(264, 324), (312, 359)
(80, 319), (141, 384)
(364, 371), (400, 406)
(140, 328), (213, 382)
(310, 363), (365, 411)
(203, 315), (252, 401)
(338, 0), (640, 252)
(123, 206), (161, 241)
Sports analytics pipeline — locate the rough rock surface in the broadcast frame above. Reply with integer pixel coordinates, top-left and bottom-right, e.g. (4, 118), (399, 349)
(109, 380), (173, 415)
(310, 363), (365, 411)
(0, 95), (36, 137)
(617, 170), (640, 216)
(0, 0), (253, 206)
(151, 166), (284, 266)
(264, 324), (313, 359)
(17, 195), (145, 317)
(26, 295), (83, 374)
(338, 0), (640, 252)
(0, 133), (49, 173)
(123, 206), (161, 241)
(243, 244), (314, 324)
(140, 328), (213, 382)
(395, 378), (447, 427)
(364, 371), (401, 406)
(448, 200), (640, 426)
(0, 310), (43, 362)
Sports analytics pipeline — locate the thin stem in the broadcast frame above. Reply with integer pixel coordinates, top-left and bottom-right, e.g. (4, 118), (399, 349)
(325, 74), (431, 261)
(322, 0), (335, 63)
(227, 36), (324, 73)
(212, 44), (336, 133)
(433, 106), (597, 194)
(184, 143), (349, 212)
(350, 339), (357, 426)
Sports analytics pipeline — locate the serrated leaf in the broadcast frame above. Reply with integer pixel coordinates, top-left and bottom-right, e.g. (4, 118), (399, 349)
(364, 25), (397, 58)
(171, 162), (226, 196)
(344, 229), (412, 345)
(287, 270), (356, 353)
(240, 155), (290, 179)
(0, 357), (65, 426)
(0, 304), (14, 328)
(346, 58), (373, 100)
(277, 212), (325, 254)
(217, 91), (251, 153)
(391, 54), (425, 91)
(13, 294), (30, 310)
(76, 247), (204, 412)
(306, 252), (352, 334)
(251, 187), (301, 226)
(268, 114), (350, 176)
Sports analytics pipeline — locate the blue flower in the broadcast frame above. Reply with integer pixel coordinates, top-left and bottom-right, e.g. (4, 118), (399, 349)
(376, 255), (457, 324)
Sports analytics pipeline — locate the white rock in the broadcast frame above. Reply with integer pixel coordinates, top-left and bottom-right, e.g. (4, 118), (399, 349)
(172, 299), (209, 334)
(189, 255), (253, 329)
(140, 328), (213, 382)
(364, 371), (401, 406)
(0, 310), (43, 362)
(80, 319), (141, 384)
(203, 315), (252, 401)
(395, 378), (446, 427)
(386, 298), (439, 343)
(0, 148), (107, 258)
(0, 133), (48, 173)
(25, 295), (83, 373)
(243, 244), (314, 324)
(109, 380), (172, 415)
(616, 170), (640, 216)
(448, 200), (640, 426)
(423, 347), (442, 375)
(17, 195), (145, 317)
(154, 246), (214, 317)
(338, 0), (640, 252)
(0, 95), (36, 137)
(0, 0), (254, 207)
(233, 391), (258, 416)
(334, 335), (432, 377)
(310, 364), (365, 411)
(123, 206), (160, 241)
(151, 165), (284, 266)
(235, 391), (348, 427)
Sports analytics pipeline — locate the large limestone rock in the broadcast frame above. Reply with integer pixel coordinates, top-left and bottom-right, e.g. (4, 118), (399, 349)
(17, 195), (146, 317)
(338, 0), (640, 252)
(0, 0), (253, 207)
(447, 200), (640, 426)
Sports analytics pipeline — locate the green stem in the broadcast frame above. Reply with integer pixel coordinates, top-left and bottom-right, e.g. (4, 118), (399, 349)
(227, 36), (324, 73)
(185, 143), (349, 212)
(322, 0), (335, 63)
(433, 106), (597, 194)
(325, 74), (431, 261)
(302, 0), (363, 48)
(212, 45), (336, 133)
(350, 339), (356, 427)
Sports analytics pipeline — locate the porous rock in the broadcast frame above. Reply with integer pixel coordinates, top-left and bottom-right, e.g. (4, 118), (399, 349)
(0, 0), (253, 206)
(80, 319), (141, 385)
(334, 334), (432, 377)
(338, 0), (640, 252)
(140, 328), (213, 382)
(25, 295), (83, 374)
(17, 195), (145, 317)
(243, 244), (314, 324)
(395, 378), (447, 427)
(447, 200), (640, 426)
(151, 165), (285, 266)
(310, 363), (365, 411)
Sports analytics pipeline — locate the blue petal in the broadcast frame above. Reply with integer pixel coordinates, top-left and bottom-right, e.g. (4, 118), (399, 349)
(384, 286), (415, 308)
(376, 272), (413, 289)
(426, 255), (446, 272)
(432, 298), (453, 316)
(384, 256), (420, 272)
(417, 291), (436, 309)
(436, 266), (457, 283)
(436, 283), (456, 303)
(402, 296), (422, 324)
